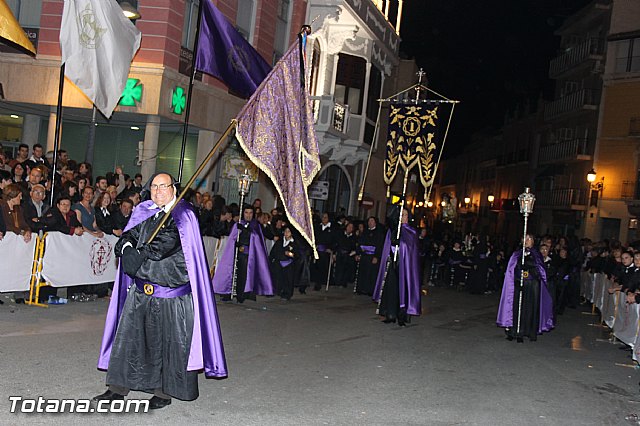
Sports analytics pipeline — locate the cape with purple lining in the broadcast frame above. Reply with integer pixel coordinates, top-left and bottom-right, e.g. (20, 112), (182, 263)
(98, 199), (227, 378)
(496, 248), (554, 334)
(212, 219), (274, 295)
(372, 224), (422, 316)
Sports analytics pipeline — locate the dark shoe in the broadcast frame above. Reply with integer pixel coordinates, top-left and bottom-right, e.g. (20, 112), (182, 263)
(383, 317), (396, 323)
(221, 295), (231, 302)
(506, 335), (514, 341)
(299, 288), (306, 294)
(15, 298), (25, 304)
(92, 390), (125, 402)
(398, 319), (406, 327)
(148, 396), (171, 410)
(516, 337), (524, 343)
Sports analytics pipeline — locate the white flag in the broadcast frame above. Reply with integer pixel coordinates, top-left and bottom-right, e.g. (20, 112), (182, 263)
(60, 0), (141, 118)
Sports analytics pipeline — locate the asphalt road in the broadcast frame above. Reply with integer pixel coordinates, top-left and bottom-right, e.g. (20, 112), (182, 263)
(1, 285), (639, 425)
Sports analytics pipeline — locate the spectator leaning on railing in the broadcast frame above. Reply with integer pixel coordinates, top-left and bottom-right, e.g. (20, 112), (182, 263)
(41, 196), (83, 236)
(1, 184), (32, 243)
(72, 186), (104, 239)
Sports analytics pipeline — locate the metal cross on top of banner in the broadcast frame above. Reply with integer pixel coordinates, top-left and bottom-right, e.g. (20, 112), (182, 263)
(358, 68), (459, 206)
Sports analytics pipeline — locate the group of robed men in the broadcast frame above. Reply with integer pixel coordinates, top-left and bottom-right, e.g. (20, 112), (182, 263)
(93, 173), (423, 409)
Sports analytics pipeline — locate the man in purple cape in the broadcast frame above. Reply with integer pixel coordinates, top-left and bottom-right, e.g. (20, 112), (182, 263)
(213, 204), (273, 301)
(373, 208), (422, 326)
(95, 173), (227, 409)
(497, 234), (554, 342)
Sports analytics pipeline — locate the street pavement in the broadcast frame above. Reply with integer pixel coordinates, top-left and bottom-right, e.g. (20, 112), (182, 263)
(1, 285), (639, 425)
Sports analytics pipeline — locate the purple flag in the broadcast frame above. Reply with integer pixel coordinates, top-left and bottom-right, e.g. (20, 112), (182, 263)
(195, 0), (271, 99)
(235, 37), (321, 257)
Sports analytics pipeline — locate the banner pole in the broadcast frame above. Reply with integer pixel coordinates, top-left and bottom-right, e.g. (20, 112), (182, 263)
(177, 0), (205, 183)
(147, 120), (237, 244)
(49, 64), (65, 207)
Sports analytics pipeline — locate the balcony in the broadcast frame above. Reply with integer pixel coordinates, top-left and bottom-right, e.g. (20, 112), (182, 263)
(536, 188), (588, 209)
(544, 89), (599, 121)
(549, 38), (604, 78)
(311, 96), (350, 138)
(538, 138), (591, 164)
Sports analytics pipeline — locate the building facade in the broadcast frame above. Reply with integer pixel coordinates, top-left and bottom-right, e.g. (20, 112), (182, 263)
(585, 0), (640, 243)
(534, 0), (611, 237)
(0, 0), (409, 215)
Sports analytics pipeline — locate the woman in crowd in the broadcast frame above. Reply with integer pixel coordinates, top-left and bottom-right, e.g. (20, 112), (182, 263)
(0, 183), (32, 243)
(269, 226), (300, 300)
(373, 207), (422, 326)
(77, 162), (92, 184)
(62, 180), (80, 204)
(72, 186), (103, 238)
(94, 191), (121, 236)
(11, 162), (27, 187)
(497, 234), (554, 342)
(1, 184), (33, 304)
(77, 177), (88, 195)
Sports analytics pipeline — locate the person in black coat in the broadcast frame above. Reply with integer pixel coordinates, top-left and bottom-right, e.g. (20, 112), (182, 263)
(22, 184), (50, 234)
(333, 222), (357, 287)
(355, 217), (385, 295)
(269, 226), (300, 300)
(199, 199), (215, 236)
(94, 192), (121, 236)
(41, 196), (84, 236)
(311, 212), (336, 290)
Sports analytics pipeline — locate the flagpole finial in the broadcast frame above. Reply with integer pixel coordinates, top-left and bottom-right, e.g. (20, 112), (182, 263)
(300, 25), (312, 36)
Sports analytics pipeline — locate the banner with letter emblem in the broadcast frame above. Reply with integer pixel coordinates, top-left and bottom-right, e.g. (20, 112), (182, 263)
(384, 102), (452, 195)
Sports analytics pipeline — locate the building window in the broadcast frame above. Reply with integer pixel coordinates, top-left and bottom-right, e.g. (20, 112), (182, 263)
(236, 0), (256, 42)
(335, 54), (366, 115)
(6, 0), (43, 27)
(182, 0), (199, 49)
(309, 40), (321, 96)
(273, 0), (291, 63)
(364, 66), (382, 145)
(615, 38), (640, 73)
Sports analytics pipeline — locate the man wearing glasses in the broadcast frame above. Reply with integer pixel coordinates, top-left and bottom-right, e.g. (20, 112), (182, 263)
(23, 184), (50, 233)
(95, 172), (227, 409)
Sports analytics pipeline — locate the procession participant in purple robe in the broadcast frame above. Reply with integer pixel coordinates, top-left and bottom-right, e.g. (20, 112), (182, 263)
(213, 204), (273, 302)
(95, 173), (227, 409)
(496, 234), (554, 342)
(373, 207), (422, 326)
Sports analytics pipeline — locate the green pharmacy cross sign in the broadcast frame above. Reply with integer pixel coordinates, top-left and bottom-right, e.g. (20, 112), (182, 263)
(171, 86), (186, 115)
(119, 78), (143, 107)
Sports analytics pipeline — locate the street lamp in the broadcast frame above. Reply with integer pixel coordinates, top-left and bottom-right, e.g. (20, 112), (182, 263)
(120, 1), (141, 19)
(464, 196), (471, 205)
(427, 201), (434, 208)
(515, 187), (535, 337)
(487, 194), (495, 203)
(586, 168), (603, 191)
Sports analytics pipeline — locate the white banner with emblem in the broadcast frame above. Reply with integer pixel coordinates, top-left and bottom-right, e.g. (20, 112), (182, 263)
(41, 233), (119, 287)
(0, 232), (37, 292)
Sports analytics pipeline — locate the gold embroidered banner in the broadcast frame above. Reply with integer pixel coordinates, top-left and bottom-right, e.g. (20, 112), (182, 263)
(384, 102), (449, 189)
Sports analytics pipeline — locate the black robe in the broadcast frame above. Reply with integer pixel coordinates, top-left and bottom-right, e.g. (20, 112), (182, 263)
(269, 238), (299, 299)
(334, 232), (357, 287)
(355, 227), (384, 295)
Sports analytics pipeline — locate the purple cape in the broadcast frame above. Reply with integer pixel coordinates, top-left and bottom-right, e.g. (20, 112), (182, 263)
(98, 200), (228, 378)
(496, 248), (554, 333)
(373, 224), (422, 316)
(212, 220), (274, 295)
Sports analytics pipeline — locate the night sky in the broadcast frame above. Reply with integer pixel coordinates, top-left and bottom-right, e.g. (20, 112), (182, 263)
(398, 0), (593, 155)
